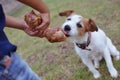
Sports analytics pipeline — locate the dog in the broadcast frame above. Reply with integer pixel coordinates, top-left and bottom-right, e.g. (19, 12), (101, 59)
(59, 10), (120, 79)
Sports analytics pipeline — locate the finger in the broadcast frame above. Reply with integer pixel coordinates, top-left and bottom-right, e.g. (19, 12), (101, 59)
(37, 31), (45, 38)
(35, 22), (46, 30)
(25, 29), (39, 36)
(36, 20), (49, 30)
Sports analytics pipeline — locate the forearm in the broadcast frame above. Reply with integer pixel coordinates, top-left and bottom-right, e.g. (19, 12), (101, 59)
(18, 0), (50, 14)
(5, 15), (26, 30)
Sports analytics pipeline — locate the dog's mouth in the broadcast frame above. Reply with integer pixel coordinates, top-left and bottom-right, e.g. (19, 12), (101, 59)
(62, 30), (70, 37)
(65, 34), (70, 37)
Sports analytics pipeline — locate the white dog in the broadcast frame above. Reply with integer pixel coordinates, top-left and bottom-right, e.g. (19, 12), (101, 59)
(59, 10), (120, 79)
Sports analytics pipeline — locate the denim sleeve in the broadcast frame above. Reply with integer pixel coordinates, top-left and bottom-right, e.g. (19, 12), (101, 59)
(0, 4), (5, 30)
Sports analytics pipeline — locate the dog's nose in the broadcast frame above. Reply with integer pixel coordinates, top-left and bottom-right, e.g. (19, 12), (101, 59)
(64, 25), (71, 31)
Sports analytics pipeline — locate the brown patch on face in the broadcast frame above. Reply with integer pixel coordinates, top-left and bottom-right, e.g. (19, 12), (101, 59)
(77, 18), (98, 36)
(59, 10), (74, 17)
(77, 18), (88, 36)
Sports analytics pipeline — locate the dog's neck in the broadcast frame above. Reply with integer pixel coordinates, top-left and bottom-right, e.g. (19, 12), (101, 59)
(75, 32), (91, 51)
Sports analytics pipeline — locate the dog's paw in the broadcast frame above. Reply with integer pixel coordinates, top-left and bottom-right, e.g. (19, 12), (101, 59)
(116, 52), (120, 61)
(114, 55), (120, 61)
(110, 69), (118, 78)
(114, 52), (120, 61)
(93, 72), (101, 79)
(94, 63), (100, 69)
(94, 65), (99, 69)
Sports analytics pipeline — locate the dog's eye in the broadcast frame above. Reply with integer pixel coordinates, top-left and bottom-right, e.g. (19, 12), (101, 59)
(77, 23), (82, 28)
(67, 18), (71, 21)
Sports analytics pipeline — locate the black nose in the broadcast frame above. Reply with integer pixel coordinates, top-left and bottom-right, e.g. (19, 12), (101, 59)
(64, 25), (71, 31)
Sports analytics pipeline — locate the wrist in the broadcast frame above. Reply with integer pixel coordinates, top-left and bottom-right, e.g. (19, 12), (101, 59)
(41, 9), (50, 14)
(20, 21), (27, 31)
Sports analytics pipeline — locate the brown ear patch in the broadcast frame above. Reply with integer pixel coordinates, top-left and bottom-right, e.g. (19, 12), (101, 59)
(59, 10), (74, 17)
(81, 18), (98, 32)
(88, 19), (98, 32)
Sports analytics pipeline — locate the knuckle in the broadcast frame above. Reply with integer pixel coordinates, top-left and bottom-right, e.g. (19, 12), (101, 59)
(44, 20), (50, 25)
(47, 21), (50, 25)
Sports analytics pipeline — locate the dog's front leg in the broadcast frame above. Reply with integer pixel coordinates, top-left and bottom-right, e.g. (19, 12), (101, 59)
(94, 58), (100, 69)
(81, 57), (101, 79)
(102, 47), (118, 78)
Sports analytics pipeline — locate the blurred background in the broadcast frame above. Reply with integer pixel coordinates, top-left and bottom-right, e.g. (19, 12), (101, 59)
(0, 0), (23, 14)
(1, 0), (120, 80)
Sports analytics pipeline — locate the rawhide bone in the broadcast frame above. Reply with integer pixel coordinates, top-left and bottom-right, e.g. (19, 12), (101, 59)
(24, 10), (66, 43)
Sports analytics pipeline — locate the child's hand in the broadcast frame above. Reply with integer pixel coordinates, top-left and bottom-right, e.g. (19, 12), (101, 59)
(35, 13), (50, 38)
(23, 23), (39, 37)
(24, 11), (50, 38)
(35, 13), (50, 31)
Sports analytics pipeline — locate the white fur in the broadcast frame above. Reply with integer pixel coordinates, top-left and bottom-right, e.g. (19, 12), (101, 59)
(62, 14), (120, 79)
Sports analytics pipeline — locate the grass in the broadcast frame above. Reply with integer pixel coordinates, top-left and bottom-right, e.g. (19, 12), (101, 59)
(5, 0), (120, 80)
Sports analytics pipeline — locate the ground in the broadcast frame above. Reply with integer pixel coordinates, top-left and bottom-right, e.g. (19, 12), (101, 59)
(5, 0), (120, 80)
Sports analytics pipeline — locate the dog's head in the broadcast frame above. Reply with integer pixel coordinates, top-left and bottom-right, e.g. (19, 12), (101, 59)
(59, 10), (98, 38)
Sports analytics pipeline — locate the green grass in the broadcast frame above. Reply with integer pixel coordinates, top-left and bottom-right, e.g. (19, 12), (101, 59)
(5, 0), (120, 80)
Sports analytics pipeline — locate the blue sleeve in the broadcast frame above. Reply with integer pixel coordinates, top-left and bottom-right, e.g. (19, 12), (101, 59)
(0, 4), (6, 31)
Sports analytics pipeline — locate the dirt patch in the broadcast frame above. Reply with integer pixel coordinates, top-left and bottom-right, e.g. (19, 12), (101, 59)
(26, 53), (40, 66)
(43, 52), (59, 64)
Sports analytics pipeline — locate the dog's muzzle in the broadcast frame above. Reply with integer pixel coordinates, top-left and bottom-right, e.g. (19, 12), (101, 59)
(63, 25), (71, 37)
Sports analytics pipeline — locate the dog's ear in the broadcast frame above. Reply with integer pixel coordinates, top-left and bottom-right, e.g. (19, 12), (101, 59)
(59, 10), (74, 17)
(87, 19), (98, 32)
